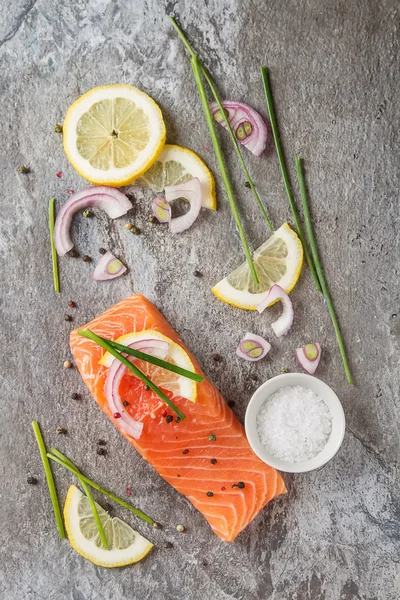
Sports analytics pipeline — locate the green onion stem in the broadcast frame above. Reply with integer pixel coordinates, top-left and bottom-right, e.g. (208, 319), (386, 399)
(260, 67), (322, 293)
(169, 17), (259, 284)
(50, 448), (108, 549)
(77, 329), (186, 420)
(49, 198), (60, 293)
(190, 55), (259, 284)
(103, 337), (203, 383)
(296, 157), (353, 385)
(47, 452), (155, 525)
(31, 421), (66, 538)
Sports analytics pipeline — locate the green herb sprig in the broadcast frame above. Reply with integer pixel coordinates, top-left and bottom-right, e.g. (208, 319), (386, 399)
(32, 421), (66, 538)
(51, 448), (108, 549)
(296, 157), (352, 384)
(77, 329), (186, 420)
(260, 67), (322, 293)
(49, 198), (60, 293)
(47, 450), (155, 525)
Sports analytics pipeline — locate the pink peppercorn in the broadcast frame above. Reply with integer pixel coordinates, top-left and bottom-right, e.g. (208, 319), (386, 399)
(221, 486), (226, 491)
(67, 189), (73, 194)
(56, 171), (62, 178)
(161, 409), (167, 417)
(126, 487), (131, 495)
(114, 412), (121, 419)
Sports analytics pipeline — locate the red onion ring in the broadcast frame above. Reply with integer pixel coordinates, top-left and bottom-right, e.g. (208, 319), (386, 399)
(256, 284), (294, 337)
(296, 343), (321, 375)
(164, 178), (202, 234)
(93, 251), (127, 281)
(54, 186), (132, 255)
(236, 333), (271, 362)
(209, 100), (268, 157)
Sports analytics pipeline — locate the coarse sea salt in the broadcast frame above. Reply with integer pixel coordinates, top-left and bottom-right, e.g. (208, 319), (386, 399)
(256, 385), (332, 463)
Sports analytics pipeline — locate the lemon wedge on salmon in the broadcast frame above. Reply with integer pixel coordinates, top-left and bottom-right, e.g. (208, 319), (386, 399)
(99, 330), (198, 403)
(135, 144), (216, 209)
(63, 84), (166, 186)
(212, 223), (303, 310)
(64, 485), (153, 568)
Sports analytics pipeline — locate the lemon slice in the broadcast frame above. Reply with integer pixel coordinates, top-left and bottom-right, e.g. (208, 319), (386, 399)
(63, 85), (166, 187)
(135, 144), (216, 209)
(99, 329), (197, 402)
(64, 485), (153, 568)
(212, 223), (303, 310)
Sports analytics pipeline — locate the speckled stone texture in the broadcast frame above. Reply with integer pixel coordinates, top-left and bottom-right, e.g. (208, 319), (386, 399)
(0, 1), (399, 598)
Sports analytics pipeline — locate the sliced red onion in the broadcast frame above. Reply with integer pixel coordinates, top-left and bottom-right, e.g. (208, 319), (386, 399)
(93, 252), (126, 281)
(104, 338), (170, 439)
(209, 100), (268, 156)
(54, 186), (132, 255)
(296, 343), (321, 375)
(257, 284), (294, 337)
(164, 178), (202, 234)
(152, 196), (171, 223)
(236, 333), (271, 362)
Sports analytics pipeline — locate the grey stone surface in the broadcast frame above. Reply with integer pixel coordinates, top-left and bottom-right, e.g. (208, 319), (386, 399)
(0, 0), (399, 598)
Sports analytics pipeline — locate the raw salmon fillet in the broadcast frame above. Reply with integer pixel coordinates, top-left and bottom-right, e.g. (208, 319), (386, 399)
(70, 294), (286, 541)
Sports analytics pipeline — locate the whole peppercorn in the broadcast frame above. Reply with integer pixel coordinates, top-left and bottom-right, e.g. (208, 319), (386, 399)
(114, 412), (121, 419)
(143, 384), (150, 391)
(123, 400), (129, 407)
(68, 300), (76, 308)
(27, 476), (38, 485)
(18, 165), (30, 174)
(96, 447), (107, 456)
(182, 449), (189, 455)
(82, 209), (93, 218)
(153, 522), (161, 529)
(202, 559), (208, 567)
(161, 409), (167, 417)
(166, 415), (173, 424)
(238, 482), (245, 489)
(210, 458), (217, 465)
(176, 524), (185, 532)
(208, 433), (217, 442)
(193, 270), (203, 278)
(53, 123), (63, 133)
(98, 439), (107, 446)
(149, 215), (158, 224)
(212, 353), (222, 363)
(130, 226), (141, 235)
(228, 400), (235, 408)
(206, 491), (214, 497)
(71, 392), (80, 400)
(82, 255), (91, 263)
(281, 367), (289, 374)
(104, 503), (113, 513)
(63, 360), (72, 369)
(56, 426), (67, 435)
(67, 249), (79, 258)
(64, 314), (73, 322)
(175, 417), (181, 423)
(99, 247), (107, 255)
(164, 541), (173, 549)
(244, 181), (251, 188)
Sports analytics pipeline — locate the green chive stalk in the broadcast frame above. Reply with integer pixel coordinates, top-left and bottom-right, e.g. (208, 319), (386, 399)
(190, 55), (259, 284)
(77, 329), (186, 420)
(47, 452), (155, 525)
(104, 337), (203, 383)
(296, 157), (352, 384)
(260, 67), (322, 293)
(31, 421), (66, 538)
(49, 198), (60, 293)
(169, 16), (259, 284)
(169, 18), (273, 231)
(50, 448), (108, 549)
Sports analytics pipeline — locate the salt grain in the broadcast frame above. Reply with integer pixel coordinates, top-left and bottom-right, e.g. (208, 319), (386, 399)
(256, 385), (332, 462)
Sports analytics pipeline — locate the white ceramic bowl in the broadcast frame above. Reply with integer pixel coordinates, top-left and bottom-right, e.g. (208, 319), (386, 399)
(245, 373), (345, 473)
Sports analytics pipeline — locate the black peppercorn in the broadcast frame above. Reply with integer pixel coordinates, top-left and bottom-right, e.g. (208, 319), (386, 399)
(143, 384), (150, 391)
(82, 255), (91, 263)
(149, 215), (158, 224)
(166, 415), (173, 423)
(99, 247), (107, 254)
(64, 314), (72, 322)
(98, 439), (107, 446)
(164, 541), (173, 549)
(244, 181), (251, 188)
(208, 433), (216, 441)
(97, 448), (107, 456)
(71, 392), (80, 400)
(67, 249), (79, 258)
(123, 400), (129, 407)
(206, 491), (214, 497)
(104, 503), (113, 513)
(238, 482), (245, 489)
(210, 458), (217, 465)
(175, 417), (181, 423)
(193, 270), (203, 278)
(27, 476), (38, 485)
(228, 400), (235, 408)
(212, 353), (222, 362)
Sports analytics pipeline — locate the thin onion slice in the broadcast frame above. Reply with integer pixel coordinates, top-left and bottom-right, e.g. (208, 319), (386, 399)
(164, 178), (202, 234)
(257, 284), (294, 337)
(236, 332), (271, 362)
(296, 343), (321, 375)
(54, 186), (132, 255)
(209, 100), (268, 157)
(152, 197), (171, 223)
(93, 252), (127, 281)
(104, 338), (170, 439)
